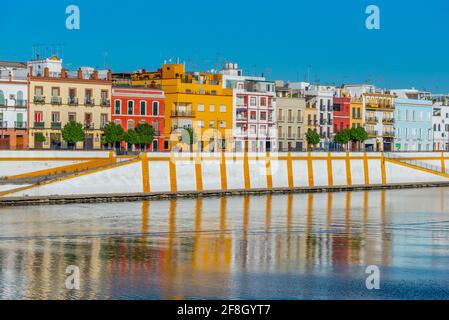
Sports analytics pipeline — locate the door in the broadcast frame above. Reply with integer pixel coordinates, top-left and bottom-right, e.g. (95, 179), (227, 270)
(16, 135), (24, 150)
(50, 133), (61, 150)
(0, 135), (9, 150)
(152, 140), (158, 152)
(84, 134), (94, 150)
(34, 135), (43, 149)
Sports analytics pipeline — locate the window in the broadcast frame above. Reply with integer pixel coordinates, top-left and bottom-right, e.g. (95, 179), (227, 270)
(35, 86), (43, 97)
(197, 120), (205, 128)
(250, 97), (257, 107)
(260, 97), (267, 107)
(260, 112), (267, 121)
(220, 105), (227, 113)
(152, 101), (159, 115)
(127, 120), (134, 130)
(115, 100), (121, 114)
(51, 87), (60, 97)
(219, 121), (226, 128)
(68, 113), (76, 122)
(51, 112), (60, 123)
(101, 114), (108, 128)
(250, 111), (257, 120)
(209, 121), (215, 128)
(114, 119), (121, 126)
(128, 100), (134, 115)
(198, 104), (205, 112)
(0, 90), (4, 105)
(34, 112), (43, 122)
(85, 89), (93, 99)
(250, 125), (256, 134)
(140, 101), (147, 115)
(209, 104), (215, 112)
(69, 88), (76, 98)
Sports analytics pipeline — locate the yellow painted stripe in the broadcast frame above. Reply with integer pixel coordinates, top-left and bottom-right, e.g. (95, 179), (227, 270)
(141, 153), (150, 193)
(346, 152), (352, 186)
(327, 152), (334, 186)
(266, 152), (273, 189)
(220, 152), (228, 190)
(441, 152), (446, 174)
(307, 152), (314, 187)
(169, 154), (178, 192)
(386, 158), (449, 179)
(363, 152), (370, 185)
(195, 153), (203, 192)
(243, 152), (251, 189)
(287, 152), (294, 188)
(381, 153), (387, 185)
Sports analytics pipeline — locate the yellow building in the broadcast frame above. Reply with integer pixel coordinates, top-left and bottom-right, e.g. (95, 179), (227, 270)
(350, 97), (364, 129)
(28, 57), (112, 150)
(130, 64), (233, 152)
(304, 96), (318, 149)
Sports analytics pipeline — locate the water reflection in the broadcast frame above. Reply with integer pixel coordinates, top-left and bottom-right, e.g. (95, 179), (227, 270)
(1, 188), (449, 299)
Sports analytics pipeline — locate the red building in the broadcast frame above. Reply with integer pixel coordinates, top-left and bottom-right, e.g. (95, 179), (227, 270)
(333, 97), (351, 133)
(112, 86), (165, 151)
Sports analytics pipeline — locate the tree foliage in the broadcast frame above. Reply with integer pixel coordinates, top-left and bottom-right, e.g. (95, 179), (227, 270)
(103, 122), (125, 147)
(334, 129), (351, 145)
(305, 129), (320, 148)
(135, 123), (156, 147)
(62, 121), (85, 144)
(181, 127), (197, 152)
(350, 127), (369, 143)
(35, 132), (46, 143)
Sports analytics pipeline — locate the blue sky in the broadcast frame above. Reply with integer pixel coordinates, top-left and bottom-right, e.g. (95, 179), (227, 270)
(1, 0), (449, 92)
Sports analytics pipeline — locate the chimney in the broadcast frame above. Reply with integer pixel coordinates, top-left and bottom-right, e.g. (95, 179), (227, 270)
(61, 68), (68, 78)
(107, 70), (112, 81)
(8, 71), (12, 82)
(93, 70), (99, 80)
(44, 67), (49, 78)
(77, 68), (82, 79)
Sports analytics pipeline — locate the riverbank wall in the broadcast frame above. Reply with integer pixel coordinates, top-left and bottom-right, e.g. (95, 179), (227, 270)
(1, 151), (448, 205)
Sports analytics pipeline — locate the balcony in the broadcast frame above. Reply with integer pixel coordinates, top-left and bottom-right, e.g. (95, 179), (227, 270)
(16, 100), (27, 108)
(383, 118), (395, 125)
(34, 96), (46, 104)
(383, 131), (394, 138)
(15, 122), (27, 130)
(34, 122), (45, 129)
(367, 130), (378, 137)
(51, 122), (62, 130)
(101, 99), (110, 107)
(366, 117), (378, 124)
(68, 97), (79, 106)
(85, 122), (95, 130)
(51, 96), (62, 105)
(171, 110), (196, 118)
(84, 98), (95, 106)
(0, 122), (7, 129)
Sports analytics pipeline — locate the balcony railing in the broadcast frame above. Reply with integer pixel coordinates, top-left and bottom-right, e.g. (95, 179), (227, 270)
(100, 99), (110, 107)
(68, 97), (79, 106)
(383, 118), (395, 124)
(15, 122), (27, 129)
(16, 100), (27, 108)
(84, 98), (95, 106)
(51, 122), (62, 130)
(34, 96), (46, 104)
(171, 110), (196, 118)
(367, 130), (378, 137)
(34, 122), (45, 129)
(366, 117), (378, 124)
(51, 96), (62, 105)
(383, 131), (395, 137)
(85, 122), (95, 130)
(236, 113), (248, 121)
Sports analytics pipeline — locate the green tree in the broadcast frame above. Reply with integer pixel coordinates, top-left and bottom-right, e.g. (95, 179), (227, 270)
(35, 132), (46, 143)
(125, 129), (140, 150)
(334, 129), (351, 151)
(349, 127), (369, 151)
(305, 129), (320, 150)
(181, 127), (197, 152)
(102, 122), (125, 150)
(62, 121), (85, 150)
(135, 123), (156, 151)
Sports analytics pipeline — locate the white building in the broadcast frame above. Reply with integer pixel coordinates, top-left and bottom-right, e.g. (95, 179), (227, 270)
(432, 101), (449, 151)
(0, 61), (29, 149)
(220, 63), (277, 152)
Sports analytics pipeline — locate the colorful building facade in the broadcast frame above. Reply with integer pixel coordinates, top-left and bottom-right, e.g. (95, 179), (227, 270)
(220, 63), (277, 152)
(130, 64), (233, 152)
(333, 95), (351, 133)
(28, 56), (112, 150)
(392, 89), (433, 152)
(0, 61), (29, 149)
(275, 82), (305, 151)
(111, 86), (165, 151)
(432, 101), (449, 151)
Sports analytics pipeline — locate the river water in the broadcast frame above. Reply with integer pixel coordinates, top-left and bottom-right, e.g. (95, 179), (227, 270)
(0, 188), (449, 300)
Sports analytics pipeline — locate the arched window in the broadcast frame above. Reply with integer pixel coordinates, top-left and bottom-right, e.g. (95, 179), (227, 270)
(0, 90), (5, 106)
(152, 101), (159, 116)
(128, 100), (134, 115)
(17, 91), (24, 107)
(140, 101), (147, 115)
(127, 120), (134, 130)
